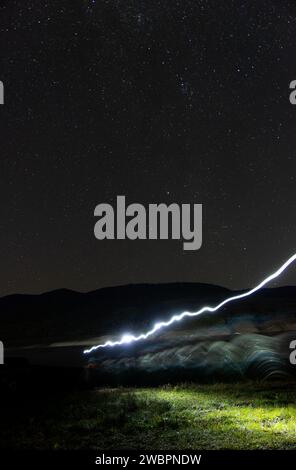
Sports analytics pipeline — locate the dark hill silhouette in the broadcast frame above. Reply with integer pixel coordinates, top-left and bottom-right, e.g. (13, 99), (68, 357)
(1, 283), (229, 347)
(1, 283), (296, 351)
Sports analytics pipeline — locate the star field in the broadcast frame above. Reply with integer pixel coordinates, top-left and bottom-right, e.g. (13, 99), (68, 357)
(0, 0), (296, 295)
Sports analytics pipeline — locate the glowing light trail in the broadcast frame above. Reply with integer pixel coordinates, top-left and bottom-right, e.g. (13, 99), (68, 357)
(83, 253), (296, 354)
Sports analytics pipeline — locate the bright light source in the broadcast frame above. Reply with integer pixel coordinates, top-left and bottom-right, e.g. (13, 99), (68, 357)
(121, 334), (134, 344)
(83, 253), (296, 354)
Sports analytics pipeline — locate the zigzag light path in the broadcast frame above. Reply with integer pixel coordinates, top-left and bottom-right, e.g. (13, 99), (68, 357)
(84, 253), (296, 354)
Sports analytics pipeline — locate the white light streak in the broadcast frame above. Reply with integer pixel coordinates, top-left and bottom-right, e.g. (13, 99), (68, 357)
(83, 253), (296, 354)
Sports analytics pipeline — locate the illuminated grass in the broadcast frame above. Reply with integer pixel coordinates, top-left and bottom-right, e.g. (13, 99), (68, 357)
(1, 382), (296, 449)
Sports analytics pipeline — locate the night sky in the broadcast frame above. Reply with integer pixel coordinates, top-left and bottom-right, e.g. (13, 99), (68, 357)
(1, 0), (296, 296)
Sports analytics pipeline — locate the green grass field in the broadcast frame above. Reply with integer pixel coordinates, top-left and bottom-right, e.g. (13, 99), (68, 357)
(2, 381), (296, 449)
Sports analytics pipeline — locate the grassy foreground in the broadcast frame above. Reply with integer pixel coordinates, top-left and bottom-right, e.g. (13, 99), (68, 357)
(2, 381), (296, 449)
